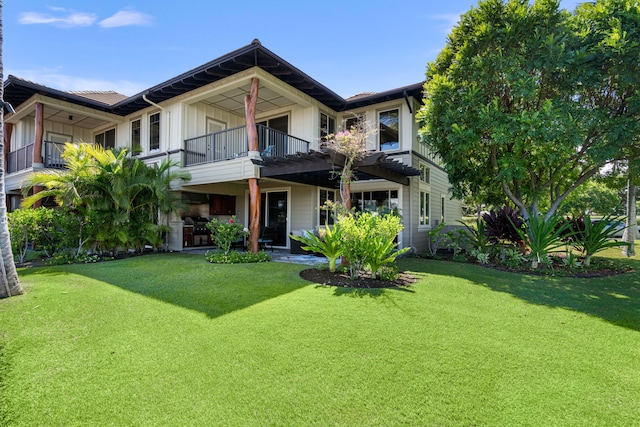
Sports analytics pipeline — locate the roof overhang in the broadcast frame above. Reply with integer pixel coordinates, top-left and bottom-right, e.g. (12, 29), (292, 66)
(252, 149), (420, 187)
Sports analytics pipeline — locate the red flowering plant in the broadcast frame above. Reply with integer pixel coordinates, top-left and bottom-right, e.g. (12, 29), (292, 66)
(205, 215), (248, 254)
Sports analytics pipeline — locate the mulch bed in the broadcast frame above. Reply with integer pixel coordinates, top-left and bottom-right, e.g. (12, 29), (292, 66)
(299, 268), (416, 288)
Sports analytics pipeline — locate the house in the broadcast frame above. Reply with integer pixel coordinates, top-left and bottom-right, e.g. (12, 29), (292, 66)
(2, 39), (461, 253)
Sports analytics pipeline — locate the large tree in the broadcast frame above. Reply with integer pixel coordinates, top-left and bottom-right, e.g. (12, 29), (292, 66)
(418, 0), (640, 221)
(0, 0), (22, 298)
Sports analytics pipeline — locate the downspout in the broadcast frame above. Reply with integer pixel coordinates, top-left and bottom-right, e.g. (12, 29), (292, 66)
(142, 93), (173, 249)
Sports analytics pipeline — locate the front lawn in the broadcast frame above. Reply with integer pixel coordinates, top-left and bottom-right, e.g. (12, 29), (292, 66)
(1, 253), (639, 426)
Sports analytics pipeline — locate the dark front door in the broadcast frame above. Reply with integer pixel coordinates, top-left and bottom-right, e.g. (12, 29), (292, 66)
(260, 191), (288, 246)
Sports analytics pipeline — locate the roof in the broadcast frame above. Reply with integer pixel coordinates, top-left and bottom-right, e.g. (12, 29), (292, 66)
(68, 91), (128, 105)
(4, 39), (424, 117)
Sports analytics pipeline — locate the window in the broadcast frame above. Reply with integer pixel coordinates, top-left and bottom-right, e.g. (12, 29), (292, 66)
(419, 163), (430, 183)
(441, 195), (446, 224)
(95, 128), (116, 150)
(131, 119), (141, 155)
(350, 190), (399, 214)
(420, 191), (430, 226)
(320, 112), (335, 143)
(149, 112), (160, 151)
(379, 108), (399, 151)
(344, 114), (364, 133)
(319, 189), (336, 225)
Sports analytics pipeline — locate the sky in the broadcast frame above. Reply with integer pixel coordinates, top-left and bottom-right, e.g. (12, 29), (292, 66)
(4, 0), (584, 99)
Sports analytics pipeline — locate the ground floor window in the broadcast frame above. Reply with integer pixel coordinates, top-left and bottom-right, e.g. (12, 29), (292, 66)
(319, 189), (336, 226)
(350, 190), (399, 215)
(95, 128), (116, 150)
(420, 191), (430, 226)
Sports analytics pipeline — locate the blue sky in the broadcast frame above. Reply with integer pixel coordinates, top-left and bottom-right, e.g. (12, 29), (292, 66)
(4, 0), (583, 99)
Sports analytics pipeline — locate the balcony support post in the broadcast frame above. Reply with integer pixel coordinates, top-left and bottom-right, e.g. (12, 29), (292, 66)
(32, 103), (44, 207)
(245, 77), (260, 253)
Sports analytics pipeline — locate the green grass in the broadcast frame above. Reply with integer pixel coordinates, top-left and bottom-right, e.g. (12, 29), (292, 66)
(1, 253), (639, 426)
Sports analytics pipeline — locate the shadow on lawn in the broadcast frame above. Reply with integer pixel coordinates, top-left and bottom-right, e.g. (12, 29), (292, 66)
(401, 257), (640, 332)
(18, 253), (308, 319)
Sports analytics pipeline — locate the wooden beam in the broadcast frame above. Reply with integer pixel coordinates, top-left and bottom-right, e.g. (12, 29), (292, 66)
(245, 77), (260, 253)
(33, 102), (44, 164)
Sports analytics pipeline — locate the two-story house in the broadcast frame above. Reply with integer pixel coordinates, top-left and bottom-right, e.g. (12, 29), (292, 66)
(3, 39), (461, 253)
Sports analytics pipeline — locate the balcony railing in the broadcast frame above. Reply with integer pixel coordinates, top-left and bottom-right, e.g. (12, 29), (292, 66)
(7, 141), (67, 173)
(183, 124), (310, 167)
(7, 143), (33, 173)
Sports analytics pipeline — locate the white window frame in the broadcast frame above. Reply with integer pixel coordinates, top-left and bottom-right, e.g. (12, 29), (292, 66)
(419, 190), (430, 227)
(149, 112), (161, 151)
(419, 163), (430, 184)
(378, 107), (400, 151)
(130, 118), (141, 155)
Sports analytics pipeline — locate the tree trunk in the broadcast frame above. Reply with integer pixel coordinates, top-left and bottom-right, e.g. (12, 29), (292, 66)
(245, 78), (260, 253)
(0, 0), (23, 298)
(622, 178), (637, 257)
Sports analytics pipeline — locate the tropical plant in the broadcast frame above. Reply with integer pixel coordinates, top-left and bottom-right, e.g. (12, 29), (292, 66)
(460, 218), (491, 253)
(7, 208), (39, 263)
(289, 224), (343, 272)
(483, 207), (523, 245)
(22, 143), (191, 255)
(339, 212), (408, 279)
(571, 215), (631, 267)
(512, 215), (572, 269)
(426, 221), (447, 257)
(206, 216), (248, 255)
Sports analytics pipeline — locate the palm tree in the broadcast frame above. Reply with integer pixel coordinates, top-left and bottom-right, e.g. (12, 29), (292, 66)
(0, 0), (23, 298)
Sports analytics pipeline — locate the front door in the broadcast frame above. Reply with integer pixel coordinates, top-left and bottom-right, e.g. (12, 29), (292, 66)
(260, 191), (288, 247)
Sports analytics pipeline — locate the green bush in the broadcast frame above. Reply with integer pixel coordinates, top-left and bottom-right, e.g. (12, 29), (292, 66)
(289, 225), (343, 272)
(206, 216), (248, 255)
(571, 215), (630, 267)
(339, 212), (409, 279)
(205, 250), (270, 264)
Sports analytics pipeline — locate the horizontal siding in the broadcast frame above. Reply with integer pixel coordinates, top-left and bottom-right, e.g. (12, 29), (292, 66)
(185, 158), (259, 185)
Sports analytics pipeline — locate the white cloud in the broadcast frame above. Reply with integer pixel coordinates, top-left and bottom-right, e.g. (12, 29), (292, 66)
(430, 13), (462, 35)
(18, 10), (96, 28)
(99, 10), (153, 28)
(9, 67), (146, 97)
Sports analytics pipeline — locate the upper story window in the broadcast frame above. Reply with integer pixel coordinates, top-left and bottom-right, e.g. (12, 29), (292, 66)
(379, 108), (399, 151)
(95, 128), (115, 150)
(344, 114), (364, 132)
(149, 112), (160, 151)
(419, 163), (430, 183)
(320, 112), (335, 143)
(131, 119), (141, 155)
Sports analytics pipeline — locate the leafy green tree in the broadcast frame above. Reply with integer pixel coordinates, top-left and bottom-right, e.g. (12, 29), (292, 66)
(418, 0), (640, 221)
(557, 179), (621, 217)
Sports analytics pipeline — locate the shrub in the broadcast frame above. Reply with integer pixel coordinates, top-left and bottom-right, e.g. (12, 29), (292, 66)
(290, 224), (343, 272)
(205, 250), (271, 264)
(571, 215), (630, 267)
(483, 206), (524, 245)
(460, 218), (491, 254)
(426, 222), (447, 256)
(339, 212), (409, 279)
(206, 216), (248, 255)
(512, 215), (571, 269)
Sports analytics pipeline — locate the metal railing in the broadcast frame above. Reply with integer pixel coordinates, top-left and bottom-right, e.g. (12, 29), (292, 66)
(183, 124), (310, 167)
(7, 143), (34, 173)
(44, 141), (66, 169)
(7, 141), (67, 173)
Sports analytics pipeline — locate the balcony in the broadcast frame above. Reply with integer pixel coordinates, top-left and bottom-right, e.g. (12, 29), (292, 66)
(183, 124), (310, 167)
(7, 141), (66, 173)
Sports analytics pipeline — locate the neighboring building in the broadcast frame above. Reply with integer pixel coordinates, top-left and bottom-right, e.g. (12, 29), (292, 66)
(3, 39), (461, 253)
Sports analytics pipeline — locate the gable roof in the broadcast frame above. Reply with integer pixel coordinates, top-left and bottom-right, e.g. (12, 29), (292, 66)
(4, 39), (423, 117)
